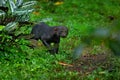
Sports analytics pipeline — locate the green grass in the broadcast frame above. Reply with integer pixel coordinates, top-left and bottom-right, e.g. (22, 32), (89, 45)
(0, 0), (120, 79)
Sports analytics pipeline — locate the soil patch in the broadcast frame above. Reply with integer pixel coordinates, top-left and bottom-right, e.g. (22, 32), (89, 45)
(68, 53), (113, 74)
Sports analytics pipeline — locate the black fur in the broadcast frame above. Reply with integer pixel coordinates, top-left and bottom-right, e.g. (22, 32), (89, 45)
(31, 22), (68, 54)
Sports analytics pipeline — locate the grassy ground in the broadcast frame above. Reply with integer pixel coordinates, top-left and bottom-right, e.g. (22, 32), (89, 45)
(0, 0), (120, 79)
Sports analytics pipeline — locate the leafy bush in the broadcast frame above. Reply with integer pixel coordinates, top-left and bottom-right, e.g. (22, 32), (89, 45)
(0, 0), (36, 31)
(0, 0), (36, 53)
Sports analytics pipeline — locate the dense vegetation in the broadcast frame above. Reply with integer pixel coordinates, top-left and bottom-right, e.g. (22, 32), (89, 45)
(0, 0), (120, 79)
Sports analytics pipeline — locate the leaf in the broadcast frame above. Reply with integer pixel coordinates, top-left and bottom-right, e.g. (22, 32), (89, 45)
(41, 18), (53, 22)
(32, 11), (40, 16)
(99, 71), (106, 74)
(4, 22), (18, 32)
(8, 0), (16, 13)
(54, 1), (64, 6)
(58, 62), (73, 67)
(22, 1), (37, 8)
(14, 9), (34, 15)
(15, 0), (23, 7)
(0, 0), (7, 6)
(0, 25), (5, 31)
(0, 10), (5, 16)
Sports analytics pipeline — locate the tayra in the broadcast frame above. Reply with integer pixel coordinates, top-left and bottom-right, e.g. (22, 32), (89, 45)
(31, 22), (68, 54)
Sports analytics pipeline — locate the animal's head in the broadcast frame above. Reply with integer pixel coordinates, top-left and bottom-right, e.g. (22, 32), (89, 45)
(54, 26), (68, 38)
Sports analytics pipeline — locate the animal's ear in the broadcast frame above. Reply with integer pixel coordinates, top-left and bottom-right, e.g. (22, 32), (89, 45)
(54, 27), (58, 32)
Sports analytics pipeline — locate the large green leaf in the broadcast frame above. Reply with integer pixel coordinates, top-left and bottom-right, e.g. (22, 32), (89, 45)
(0, 0), (36, 33)
(0, 0), (7, 6)
(22, 1), (37, 8)
(0, 10), (5, 16)
(15, 0), (23, 7)
(4, 22), (18, 33)
(13, 9), (34, 15)
(8, 0), (16, 13)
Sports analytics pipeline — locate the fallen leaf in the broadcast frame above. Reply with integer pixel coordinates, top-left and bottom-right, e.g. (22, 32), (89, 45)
(54, 1), (63, 6)
(58, 62), (73, 67)
(32, 11), (40, 16)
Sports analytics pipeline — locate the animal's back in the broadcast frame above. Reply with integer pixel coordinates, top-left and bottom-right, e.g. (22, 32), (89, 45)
(31, 22), (49, 39)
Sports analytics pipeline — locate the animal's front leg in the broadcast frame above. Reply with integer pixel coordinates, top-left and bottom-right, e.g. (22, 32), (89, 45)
(48, 43), (59, 54)
(42, 40), (50, 48)
(42, 40), (55, 53)
(53, 43), (59, 54)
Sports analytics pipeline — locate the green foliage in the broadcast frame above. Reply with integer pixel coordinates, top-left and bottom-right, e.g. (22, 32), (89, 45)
(0, 0), (36, 32)
(0, 25), (5, 31)
(0, 0), (36, 53)
(0, 0), (120, 79)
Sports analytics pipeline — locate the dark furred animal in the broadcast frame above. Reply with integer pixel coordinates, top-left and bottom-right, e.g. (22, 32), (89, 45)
(31, 22), (68, 54)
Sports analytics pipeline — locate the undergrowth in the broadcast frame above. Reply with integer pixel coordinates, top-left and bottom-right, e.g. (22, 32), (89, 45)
(0, 0), (120, 79)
